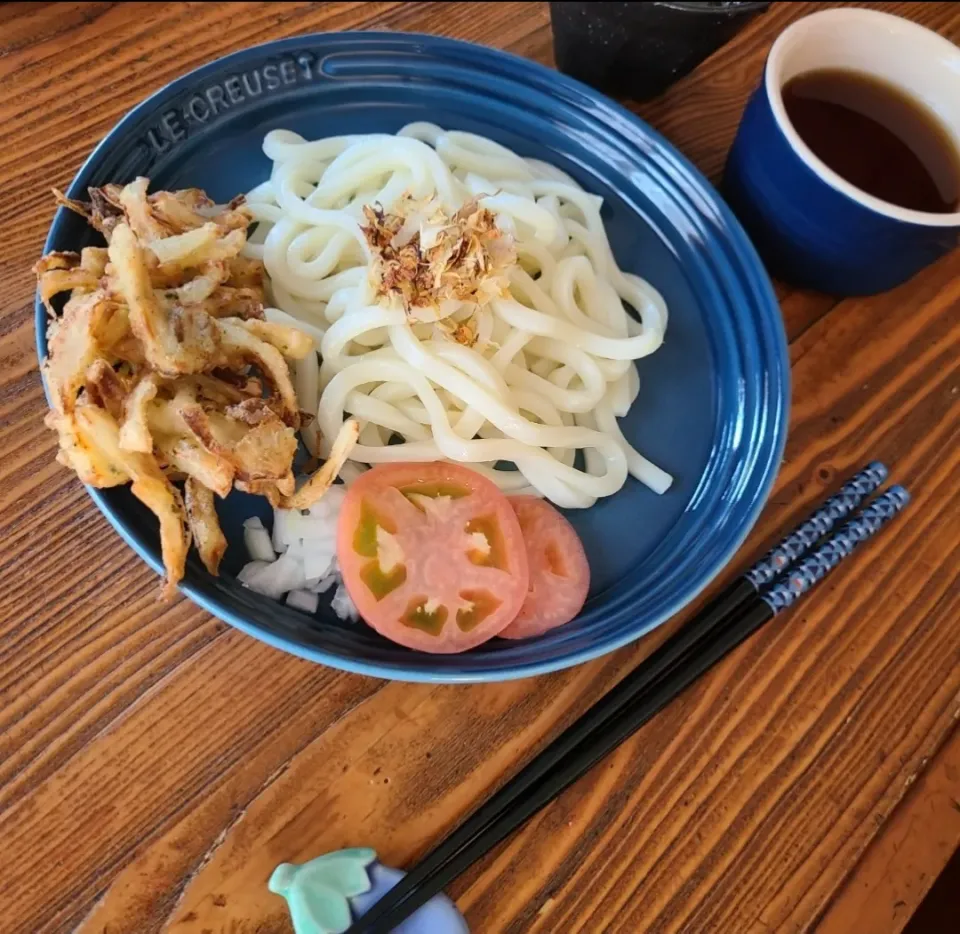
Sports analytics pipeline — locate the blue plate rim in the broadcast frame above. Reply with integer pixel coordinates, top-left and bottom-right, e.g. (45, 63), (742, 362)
(35, 30), (790, 682)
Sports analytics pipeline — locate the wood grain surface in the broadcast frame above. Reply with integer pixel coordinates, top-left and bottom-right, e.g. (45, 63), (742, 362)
(1, 3), (958, 933)
(818, 725), (960, 933)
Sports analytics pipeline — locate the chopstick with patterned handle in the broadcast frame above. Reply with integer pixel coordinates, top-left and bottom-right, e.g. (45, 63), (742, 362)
(348, 468), (904, 933)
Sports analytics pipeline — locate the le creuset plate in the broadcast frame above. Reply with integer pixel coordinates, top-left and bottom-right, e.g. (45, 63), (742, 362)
(36, 32), (789, 682)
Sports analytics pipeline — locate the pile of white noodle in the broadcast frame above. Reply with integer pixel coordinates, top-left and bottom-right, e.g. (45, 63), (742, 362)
(244, 124), (672, 509)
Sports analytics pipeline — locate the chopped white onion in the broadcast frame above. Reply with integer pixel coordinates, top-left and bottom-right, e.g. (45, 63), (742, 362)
(331, 583), (359, 621)
(238, 560), (270, 584)
(309, 574), (339, 594)
(239, 490), (353, 620)
(271, 509), (295, 552)
(274, 507), (337, 548)
(244, 519), (277, 563)
(286, 589), (320, 613)
(303, 548), (335, 582)
(243, 552), (307, 599)
(303, 484), (346, 519)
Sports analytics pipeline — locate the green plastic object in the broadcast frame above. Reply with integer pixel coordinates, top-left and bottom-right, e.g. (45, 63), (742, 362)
(269, 848), (377, 934)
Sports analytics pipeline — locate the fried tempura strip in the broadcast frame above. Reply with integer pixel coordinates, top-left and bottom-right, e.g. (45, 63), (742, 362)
(110, 223), (178, 366)
(42, 291), (113, 414)
(146, 260), (195, 289)
(148, 189), (253, 235)
(147, 224), (219, 265)
(110, 223), (221, 375)
(179, 374), (247, 406)
(178, 403), (237, 461)
(52, 189), (91, 221)
(147, 189), (213, 232)
(118, 373), (160, 452)
(34, 253), (99, 313)
(81, 247), (109, 277)
(242, 319), (314, 359)
(161, 261), (229, 304)
(145, 256), (265, 296)
(282, 418), (360, 510)
(158, 282), (264, 321)
(44, 409), (127, 487)
(40, 181), (325, 595)
(92, 302), (131, 349)
(146, 393), (192, 437)
(74, 405), (190, 596)
(53, 187), (123, 241)
(209, 369), (263, 397)
(224, 397), (284, 425)
(120, 177), (174, 241)
(217, 318), (301, 424)
(134, 475), (191, 599)
(227, 255), (265, 291)
(84, 359), (130, 420)
(149, 225), (247, 267)
(207, 195), (255, 232)
(184, 477), (227, 575)
(234, 426), (297, 497)
(180, 402), (297, 494)
(185, 288), (264, 320)
(154, 433), (234, 498)
(234, 478), (284, 508)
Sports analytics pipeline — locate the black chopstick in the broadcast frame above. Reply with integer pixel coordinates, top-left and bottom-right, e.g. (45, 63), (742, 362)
(348, 466), (899, 932)
(361, 600), (775, 933)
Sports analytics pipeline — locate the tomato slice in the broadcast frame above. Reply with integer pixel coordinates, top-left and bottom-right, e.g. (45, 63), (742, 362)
(337, 462), (530, 653)
(498, 496), (590, 640)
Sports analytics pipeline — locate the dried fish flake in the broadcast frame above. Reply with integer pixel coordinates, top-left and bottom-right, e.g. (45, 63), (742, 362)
(360, 194), (516, 316)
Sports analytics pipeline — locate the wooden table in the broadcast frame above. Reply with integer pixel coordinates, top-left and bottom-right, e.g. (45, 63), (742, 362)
(2, 3), (958, 932)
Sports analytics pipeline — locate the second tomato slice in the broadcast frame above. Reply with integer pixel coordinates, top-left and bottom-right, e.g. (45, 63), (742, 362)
(499, 495), (591, 640)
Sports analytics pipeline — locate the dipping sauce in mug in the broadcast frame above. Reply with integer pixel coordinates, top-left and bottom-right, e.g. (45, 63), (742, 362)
(723, 8), (960, 295)
(782, 68), (960, 214)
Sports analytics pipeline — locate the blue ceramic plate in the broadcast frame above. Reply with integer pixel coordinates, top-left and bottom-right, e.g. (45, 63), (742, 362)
(36, 33), (788, 682)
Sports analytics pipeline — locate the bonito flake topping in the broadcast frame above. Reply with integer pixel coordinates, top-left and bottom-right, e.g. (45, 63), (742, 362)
(360, 195), (516, 315)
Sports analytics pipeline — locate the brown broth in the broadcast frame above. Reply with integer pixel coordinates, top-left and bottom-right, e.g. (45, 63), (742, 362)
(782, 68), (960, 214)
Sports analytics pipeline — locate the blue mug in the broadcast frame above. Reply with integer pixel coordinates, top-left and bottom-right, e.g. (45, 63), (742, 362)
(724, 8), (960, 295)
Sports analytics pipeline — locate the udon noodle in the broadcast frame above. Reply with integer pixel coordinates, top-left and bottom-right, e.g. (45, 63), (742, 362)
(244, 124), (672, 508)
